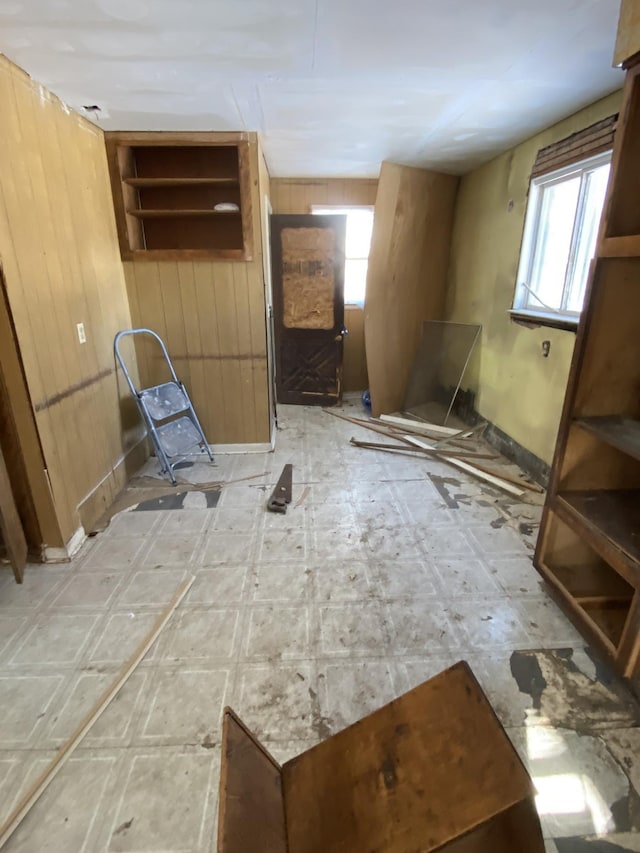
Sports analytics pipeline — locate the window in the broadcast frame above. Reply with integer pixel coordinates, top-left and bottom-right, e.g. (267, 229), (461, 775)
(312, 206), (374, 306)
(512, 151), (611, 327)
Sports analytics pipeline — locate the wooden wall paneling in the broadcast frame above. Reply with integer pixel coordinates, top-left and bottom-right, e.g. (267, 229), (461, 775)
(176, 261), (210, 442)
(50, 96), (114, 503)
(343, 306), (369, 391)
(2, 68), (78, 537)
(247, 262), (271, 441)
(232, 262), (258, 442)
(215, 263), (244, 442)
(1, 56), (143, 545)
(270, 178), (378, 214)
(0, 439), (27, 582)
(192, 262), (227, 440)
(365, 162), (459, 417)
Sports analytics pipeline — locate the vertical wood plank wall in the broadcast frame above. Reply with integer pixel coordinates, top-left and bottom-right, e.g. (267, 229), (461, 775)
(365, 161), (459, 417)
(123, 135), (270, 445)
(270, 178), (377, 392)
(0, 55), (144, 547)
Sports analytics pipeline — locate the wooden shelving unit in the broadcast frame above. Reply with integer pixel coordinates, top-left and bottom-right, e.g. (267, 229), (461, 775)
(535, 54), (640, 679)
(105, 133), (253, 260)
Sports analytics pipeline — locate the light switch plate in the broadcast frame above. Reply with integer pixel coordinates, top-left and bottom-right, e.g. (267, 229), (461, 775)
(76, 322), (86, 344)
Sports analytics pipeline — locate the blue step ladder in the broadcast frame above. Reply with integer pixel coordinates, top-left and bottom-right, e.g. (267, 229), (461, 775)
(114, 328), (214, 485)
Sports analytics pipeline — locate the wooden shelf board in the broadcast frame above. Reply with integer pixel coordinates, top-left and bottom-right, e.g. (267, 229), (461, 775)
(556, 489), (640, 567)
(124, 177), (239, 187)
(128, 248), (247, 261)
(575, 416), (640, 462)
(126, 209), (241, 219)
(600, 235), (640, 257)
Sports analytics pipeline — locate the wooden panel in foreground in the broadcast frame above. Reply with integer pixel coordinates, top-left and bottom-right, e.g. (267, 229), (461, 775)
(282, 661), (543, 853)
(218, 709), (287, 853)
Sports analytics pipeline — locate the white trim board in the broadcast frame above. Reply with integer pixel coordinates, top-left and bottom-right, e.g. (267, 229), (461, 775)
(43, 525), (85, 562)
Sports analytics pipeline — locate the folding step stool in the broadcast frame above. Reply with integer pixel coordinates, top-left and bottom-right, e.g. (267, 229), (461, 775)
(114, 328), (214, 485)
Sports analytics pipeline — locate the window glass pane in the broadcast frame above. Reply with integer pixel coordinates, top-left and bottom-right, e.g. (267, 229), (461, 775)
(344, 259), (368, 304)
(527, 176), (580, 311)
(564, 163), (610, 313)
(345, 209), (374, 258)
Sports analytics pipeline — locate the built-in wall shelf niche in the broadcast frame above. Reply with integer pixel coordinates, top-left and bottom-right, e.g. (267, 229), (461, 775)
(105, 133), (253, 261)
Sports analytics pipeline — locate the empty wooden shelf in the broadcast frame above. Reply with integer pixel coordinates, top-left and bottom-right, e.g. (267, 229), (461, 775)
(105, 132), (253, 260)
(218, 661), (545, 853)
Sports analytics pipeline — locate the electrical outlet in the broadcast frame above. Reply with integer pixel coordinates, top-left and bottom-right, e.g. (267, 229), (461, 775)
(76, 322), (86, 344)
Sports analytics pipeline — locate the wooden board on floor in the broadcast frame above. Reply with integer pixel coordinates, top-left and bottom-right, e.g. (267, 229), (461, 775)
(218, 709), (287, 853)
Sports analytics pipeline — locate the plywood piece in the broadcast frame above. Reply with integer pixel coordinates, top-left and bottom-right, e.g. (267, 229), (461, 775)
(281, 226), (336, 329)
(218, 710), (287, 853)
(365, 161), (459, 417)
(282, 661), (541, 853)
(614, 0), (640, 67)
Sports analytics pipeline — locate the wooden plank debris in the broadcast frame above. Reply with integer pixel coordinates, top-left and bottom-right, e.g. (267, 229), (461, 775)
(379, 413), (466, 437)
(0, 576), (195, 850)
(402, 435), (525, 497)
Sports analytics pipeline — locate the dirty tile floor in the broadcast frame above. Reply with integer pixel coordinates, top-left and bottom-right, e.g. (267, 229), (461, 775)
(0, 398), (639, 852)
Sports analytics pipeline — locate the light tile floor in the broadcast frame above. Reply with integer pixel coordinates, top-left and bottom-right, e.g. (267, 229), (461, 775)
(0, 398), (639, 852)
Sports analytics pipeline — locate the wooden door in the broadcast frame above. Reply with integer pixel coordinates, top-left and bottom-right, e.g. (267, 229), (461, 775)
(271, 215), (346, 406)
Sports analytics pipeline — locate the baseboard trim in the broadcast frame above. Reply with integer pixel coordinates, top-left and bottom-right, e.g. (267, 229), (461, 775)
(208, 443), (273, 454)
(43, 524), (85, 562)
(77, 435), (149, 534)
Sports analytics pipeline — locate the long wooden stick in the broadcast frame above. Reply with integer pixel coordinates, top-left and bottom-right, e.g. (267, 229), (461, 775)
(452, 459), (544, 493)
(323, 409), (418, 446)
(402, 435), (525, 497)
(0, 576), (195, 849)
(350, 438), (498, 461)
(379, 414), (464, 437)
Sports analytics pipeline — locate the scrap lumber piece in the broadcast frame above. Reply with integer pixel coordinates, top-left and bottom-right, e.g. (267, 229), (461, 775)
(350, 438), (498, 461)
(0, 576), (195, 850)
(451, 459), (544, 494)
(379, 414), (465, 437)
(402, 435), (525, 497)
(323, 409), (419, 447)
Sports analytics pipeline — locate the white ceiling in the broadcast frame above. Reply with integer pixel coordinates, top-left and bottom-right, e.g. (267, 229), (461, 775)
(0, 0), (624, 177)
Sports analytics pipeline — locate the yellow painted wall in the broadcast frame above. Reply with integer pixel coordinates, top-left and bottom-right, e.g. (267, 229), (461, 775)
(446, 90), (622, 465)
(270, 178), (378, 392)
(0, 55), (142, 547)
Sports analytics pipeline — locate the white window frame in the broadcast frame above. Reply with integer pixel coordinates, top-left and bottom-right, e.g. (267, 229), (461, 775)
(511, 150), (612, 328)
(311, 205), (374, 307)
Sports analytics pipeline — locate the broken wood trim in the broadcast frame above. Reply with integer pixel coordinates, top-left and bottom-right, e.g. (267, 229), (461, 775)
(323, 409), (419, 447)
(401, 435), (526, 497)
(349, 438), (499, 461)
(0, 576), (195, 849)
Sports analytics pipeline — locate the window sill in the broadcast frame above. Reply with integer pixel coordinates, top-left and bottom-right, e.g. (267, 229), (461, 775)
(509, 309), (579, 332)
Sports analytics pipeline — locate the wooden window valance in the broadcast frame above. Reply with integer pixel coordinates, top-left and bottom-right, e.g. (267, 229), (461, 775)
(530, 114), (618, 179)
